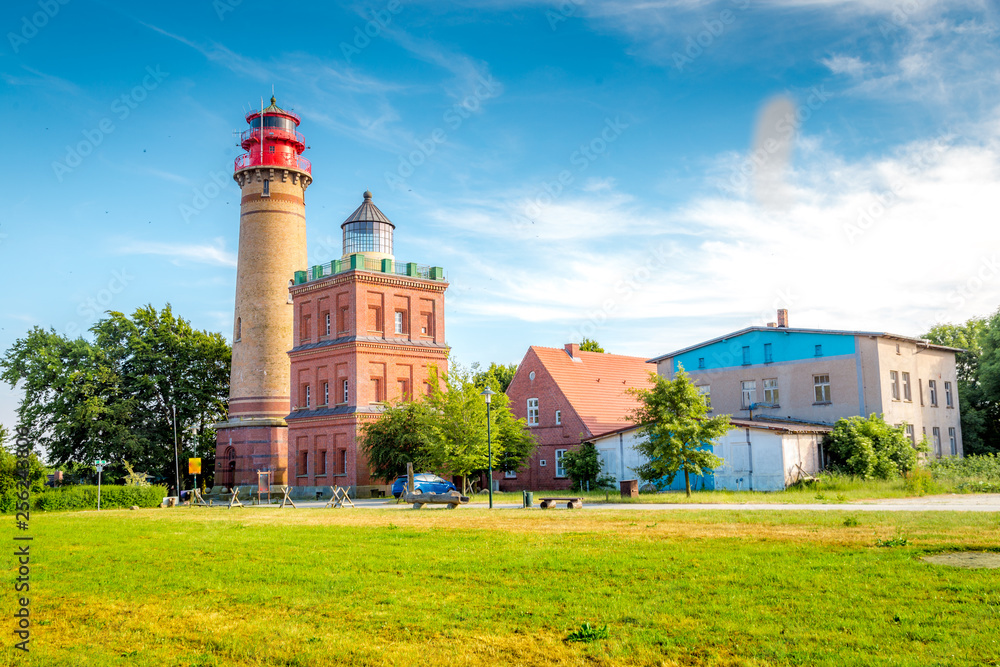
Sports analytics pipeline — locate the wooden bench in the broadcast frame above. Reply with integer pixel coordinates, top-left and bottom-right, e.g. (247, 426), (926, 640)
(539, 496), (584, 509)
(406, 490), (469, 510)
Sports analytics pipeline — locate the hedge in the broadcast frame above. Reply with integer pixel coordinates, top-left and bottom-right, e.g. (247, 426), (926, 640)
(0, 484), (168, 513)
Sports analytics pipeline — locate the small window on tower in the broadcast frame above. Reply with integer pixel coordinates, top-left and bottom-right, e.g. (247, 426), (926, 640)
(235, 317), (241, 342)
(262, 179), (270, 197)
(268, 146), (275, 153)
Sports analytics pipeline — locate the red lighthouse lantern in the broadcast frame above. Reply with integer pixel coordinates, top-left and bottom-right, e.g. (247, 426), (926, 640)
(235, 96), (311, 175)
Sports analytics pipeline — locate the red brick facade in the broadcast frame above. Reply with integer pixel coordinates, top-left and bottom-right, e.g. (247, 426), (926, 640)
(502, 344), (655, 491)
(285, 269), (448, 488)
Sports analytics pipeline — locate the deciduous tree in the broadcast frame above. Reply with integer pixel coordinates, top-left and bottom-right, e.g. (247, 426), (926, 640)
(824, 414), (922, 479)
(627, 368), (730, 496)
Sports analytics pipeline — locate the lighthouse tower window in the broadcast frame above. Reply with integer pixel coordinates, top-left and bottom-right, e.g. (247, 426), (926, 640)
(262, 179), (270, 197)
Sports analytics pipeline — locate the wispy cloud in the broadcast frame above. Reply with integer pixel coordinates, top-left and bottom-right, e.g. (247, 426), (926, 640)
(115, 238), (237, 267)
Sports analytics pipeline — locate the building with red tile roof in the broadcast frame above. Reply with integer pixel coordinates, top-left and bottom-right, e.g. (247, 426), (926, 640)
(502, 343), (656, 491)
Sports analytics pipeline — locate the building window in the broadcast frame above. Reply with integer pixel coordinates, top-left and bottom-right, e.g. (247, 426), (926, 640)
(741, 380), (756, 409)
(698, 357), (705, 369)
(394, 311), (405, 334)
(763, 378), (778, 405)
(342, 379), (349, 404)
(555, 410), (561, 425)
(929, 380), (938, 407)
(932, 426), (942, 458)
(698, 385), (711, 410)
(504, 470), (517, 479)
(905, 424), (915, 446)
(896, 343), (901, 355)
(527, 398), (539, 426)
(323, 382), (329, 406)
(304, 385), (311, 408)
(539, 459), (547, 467)
(317, 450), (327, 476)
(235, 317), (241, 342)
(325, 313), (331, 336)
(742, 346), (751, 365)
(902, 372), (911, 401)
(262, 179), (270, 197)
(814, 375), (831, 403)
(919, 379), (924, 406)
(890, 371), (900, 400)
(555, 449), (567, 478)
(297, 450), (307, 477)
(371, 377), (383, 403)
(945, 381), (953, 407)
(764, 343), (772, 364)
(340, 450), (347, 475)
(948, 427), (957, 455)
(814, 344), (823, 357)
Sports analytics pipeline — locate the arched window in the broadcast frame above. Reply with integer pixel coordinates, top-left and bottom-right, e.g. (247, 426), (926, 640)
(223, 447), (236, 489)
(235, 317), (242, 342)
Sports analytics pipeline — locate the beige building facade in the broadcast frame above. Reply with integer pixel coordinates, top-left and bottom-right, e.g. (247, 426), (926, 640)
(650, 312), (964, 458)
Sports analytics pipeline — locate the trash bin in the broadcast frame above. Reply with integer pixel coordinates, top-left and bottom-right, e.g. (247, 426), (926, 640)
(620, 479), (639, 498)
(523, 490), (534, 508)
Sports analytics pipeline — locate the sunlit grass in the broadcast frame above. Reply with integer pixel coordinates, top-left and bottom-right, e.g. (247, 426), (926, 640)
(3, 506), (999, 666)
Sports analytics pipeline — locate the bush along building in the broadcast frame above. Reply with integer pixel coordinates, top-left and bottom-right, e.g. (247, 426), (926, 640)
(213, 98), (447, 497)
(648, 309), (964, 459)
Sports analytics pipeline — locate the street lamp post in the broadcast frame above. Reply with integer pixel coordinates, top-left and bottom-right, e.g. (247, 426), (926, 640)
(480, 387), (495, 509)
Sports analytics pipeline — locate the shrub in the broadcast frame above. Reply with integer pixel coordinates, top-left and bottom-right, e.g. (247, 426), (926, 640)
(563, 443), (616, 491)
(929, 454), (1000, 483)
(903, 467), (939, 496)
(0, 484), (168, 513)
(824, 414), (920, 479)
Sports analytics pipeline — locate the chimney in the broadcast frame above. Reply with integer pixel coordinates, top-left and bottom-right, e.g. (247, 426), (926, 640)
(565, 343), (580, 358)
(777, 309), (789, 328)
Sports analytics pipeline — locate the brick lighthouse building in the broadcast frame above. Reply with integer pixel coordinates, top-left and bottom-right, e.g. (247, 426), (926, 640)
(213, 97), (312, 487)
(285, 192), (448, 493)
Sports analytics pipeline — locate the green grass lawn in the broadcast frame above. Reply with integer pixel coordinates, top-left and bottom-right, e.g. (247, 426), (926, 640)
(4, 507), (999, 666)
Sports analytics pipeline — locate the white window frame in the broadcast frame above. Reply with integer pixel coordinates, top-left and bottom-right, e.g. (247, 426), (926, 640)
(890, 371), (900, 400)
(763, 378), (778, 405)
(262, 179), (270, 197)
(555, 410), (561, 425)
(394, 311), (404, 335)
(323, 382), (329, 406)
(905, 424), (915, 446)
(527, 398), (539, 426)
(555, 449), (567, 478)
(741, 380), (756, 409)
(932, 426), (942, 457)
(929, 380), (938, 407)
(305, 385), (311, 408)
(945, 381), (953, 407)
(948, 427), (957, 455)
(504, 470), (517, 479)
(325, 313), (331, 336)
(342, 379), (349, 404)
(698, 385), (711, 410)
(902, 372), (911, 401)
(814, 375), (831, 403)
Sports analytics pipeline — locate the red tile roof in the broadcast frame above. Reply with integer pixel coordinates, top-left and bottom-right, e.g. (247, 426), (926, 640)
(527, 346), (656, 438)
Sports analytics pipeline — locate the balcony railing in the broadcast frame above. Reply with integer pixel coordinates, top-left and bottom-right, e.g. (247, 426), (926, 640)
(293, 256), (445, 285)
(234, 153), (312, 175)
(240, 127), (306, 149)
(245, 107), (301, 124)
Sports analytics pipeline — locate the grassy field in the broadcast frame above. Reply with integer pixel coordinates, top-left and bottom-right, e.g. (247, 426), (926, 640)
(4, 505), (999, 666)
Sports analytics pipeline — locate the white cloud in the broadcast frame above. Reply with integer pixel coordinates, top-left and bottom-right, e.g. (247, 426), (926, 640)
(115, 238), (237, 267)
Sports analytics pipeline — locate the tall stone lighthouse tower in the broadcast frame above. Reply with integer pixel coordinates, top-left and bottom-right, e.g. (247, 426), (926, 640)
(214, 97), (312, 488)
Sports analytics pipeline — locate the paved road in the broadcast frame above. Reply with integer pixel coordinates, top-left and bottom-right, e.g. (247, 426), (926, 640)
(233, 494), (1000, 512)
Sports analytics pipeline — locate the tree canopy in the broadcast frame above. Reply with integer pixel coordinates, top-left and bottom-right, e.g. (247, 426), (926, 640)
(1, 305), (230, 485)
(925, 311), (1000, 455)
(627, 368), (730, 496)
(471, 361), (518, 393)
(359, 364), (536, 492)
(579, 338), (605, 353)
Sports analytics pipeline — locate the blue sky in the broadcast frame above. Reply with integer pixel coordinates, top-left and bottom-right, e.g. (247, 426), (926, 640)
(2, 0), (998, 429)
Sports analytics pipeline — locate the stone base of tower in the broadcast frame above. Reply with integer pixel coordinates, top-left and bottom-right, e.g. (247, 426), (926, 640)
(213, 419), (289, 488)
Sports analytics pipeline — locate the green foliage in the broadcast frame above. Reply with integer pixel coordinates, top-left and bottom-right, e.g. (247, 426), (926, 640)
(1, 484), (167, 513)
(471, 361), (518, 393)
(627, 368), (730, 496)
(562, 442), (616, 491)
(359, 402), (437, 482)
(578, 338), (605, 353)
(902, 467), (939, 496)
(565, 622), (608, 643)
(824, 414), (920, 480)
(928, 453), (1000, 482)
(424, 365), (536, 482)
(924, 314), (1000, 455)
(123, 460), (151, 487)
(0, 446), (48, 498)
(843, 516), (860, 527)
(875, 534), (910, 548)
(0, 305), (230, 485)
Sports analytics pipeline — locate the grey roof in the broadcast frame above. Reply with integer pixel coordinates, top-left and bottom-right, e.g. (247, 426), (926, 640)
(290, 335), (448, 354)
(285, 404), (385, 421)
(647, 326), (965, 363)
(342, 190), (394, 227)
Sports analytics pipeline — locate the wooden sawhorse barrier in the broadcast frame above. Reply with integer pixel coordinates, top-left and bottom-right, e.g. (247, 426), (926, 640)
(324, 486), (355, 508)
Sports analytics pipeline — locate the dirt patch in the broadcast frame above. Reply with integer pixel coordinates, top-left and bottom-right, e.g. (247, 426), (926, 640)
(922, 551), (1000, 568)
